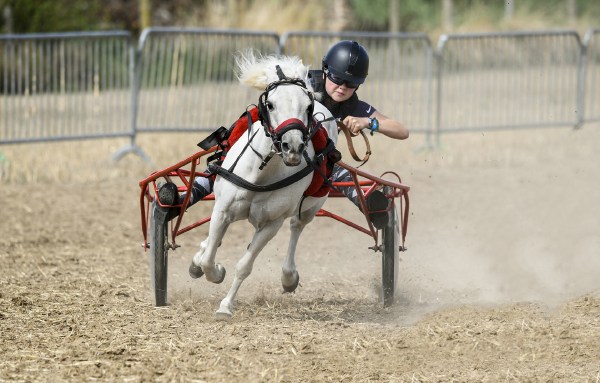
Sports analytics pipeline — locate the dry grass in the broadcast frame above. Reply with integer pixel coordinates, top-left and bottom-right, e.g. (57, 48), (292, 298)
(2, 6), (600, 379)
(1, 116), (600, 381)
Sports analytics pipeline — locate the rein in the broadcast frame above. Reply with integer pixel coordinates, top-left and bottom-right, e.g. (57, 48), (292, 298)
(210, 66), (332, 193)
(225, 108), (262, 173)
(208, 120), (334, 193)
(336, 120), (371, 166)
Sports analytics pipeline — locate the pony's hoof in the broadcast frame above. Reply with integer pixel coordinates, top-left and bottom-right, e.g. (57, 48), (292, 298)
(213, 264), (226, 284)
(189, 263), (204, 279)
(215, 309), (232, 321)
(216, 300), (233, 320)
(282, 270), (300, 293)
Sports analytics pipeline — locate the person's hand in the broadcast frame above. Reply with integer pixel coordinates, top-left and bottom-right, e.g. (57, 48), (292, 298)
(342, 116), (370, 136)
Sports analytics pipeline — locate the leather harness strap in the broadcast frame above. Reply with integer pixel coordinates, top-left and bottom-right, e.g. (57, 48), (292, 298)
(208, 162), (314, 192)
(207, 136), (337, 193)
(336, 120), (371, 165)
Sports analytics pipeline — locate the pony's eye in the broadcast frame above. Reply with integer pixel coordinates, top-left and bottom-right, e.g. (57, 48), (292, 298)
(266, 102), (274, 111)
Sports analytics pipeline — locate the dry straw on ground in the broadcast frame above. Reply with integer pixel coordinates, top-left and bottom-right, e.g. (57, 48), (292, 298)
(1, 123), (599, 381)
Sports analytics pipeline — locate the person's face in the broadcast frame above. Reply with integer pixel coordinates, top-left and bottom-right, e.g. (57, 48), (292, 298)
(324, 75), (357, 102)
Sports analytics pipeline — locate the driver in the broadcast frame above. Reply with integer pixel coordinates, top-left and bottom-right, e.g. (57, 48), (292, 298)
(158, 40), (409, 228)
(309, 40), (409, 227)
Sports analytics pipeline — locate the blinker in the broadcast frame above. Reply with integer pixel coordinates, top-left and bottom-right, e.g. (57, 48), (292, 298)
(197, 126), (230, 150)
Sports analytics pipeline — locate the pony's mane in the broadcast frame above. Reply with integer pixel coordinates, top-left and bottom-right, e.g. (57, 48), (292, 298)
(235, 50), (311, 91)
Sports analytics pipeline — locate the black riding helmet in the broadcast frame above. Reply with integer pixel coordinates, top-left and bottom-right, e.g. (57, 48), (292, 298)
(322, 40), (369, 86)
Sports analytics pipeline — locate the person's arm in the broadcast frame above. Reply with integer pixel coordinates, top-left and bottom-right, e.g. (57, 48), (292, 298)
(342, 110), (409, 140)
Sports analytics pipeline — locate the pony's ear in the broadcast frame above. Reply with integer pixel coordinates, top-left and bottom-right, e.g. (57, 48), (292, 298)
(306, 69), (323, 101)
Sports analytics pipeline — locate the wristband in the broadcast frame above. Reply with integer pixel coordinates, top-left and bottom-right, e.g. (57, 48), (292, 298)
(369, 117), (379, 135)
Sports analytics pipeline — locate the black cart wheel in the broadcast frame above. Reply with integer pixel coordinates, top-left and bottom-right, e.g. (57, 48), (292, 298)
(149, 201), (169, 306)
(381, 186), (400, 307)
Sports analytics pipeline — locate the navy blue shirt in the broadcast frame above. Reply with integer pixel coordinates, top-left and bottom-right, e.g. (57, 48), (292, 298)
(308, 70), (376, 120)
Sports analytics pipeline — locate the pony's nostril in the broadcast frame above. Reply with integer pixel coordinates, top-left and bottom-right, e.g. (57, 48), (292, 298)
(298, 143), (305, 153)
(282, 143), (290, 152)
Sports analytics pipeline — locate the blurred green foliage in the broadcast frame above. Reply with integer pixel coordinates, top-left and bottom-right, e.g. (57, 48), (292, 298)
(350, 0), (440, 31)
(0, 0), (103, 33)
(0, 0), (598, 34)
(350, 0), (600, 31)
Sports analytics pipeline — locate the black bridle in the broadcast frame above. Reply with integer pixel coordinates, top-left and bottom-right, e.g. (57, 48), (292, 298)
(257, 65), (318, 153)
(206, 65), (337, 196)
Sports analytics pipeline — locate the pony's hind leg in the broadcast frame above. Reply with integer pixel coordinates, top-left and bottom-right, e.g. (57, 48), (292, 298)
(216, 218), (285, 320)
(282, 201), (323, 293)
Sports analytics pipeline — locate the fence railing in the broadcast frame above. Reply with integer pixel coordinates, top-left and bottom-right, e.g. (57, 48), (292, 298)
(1, 28), (599, 156)
(582, 28), (600, 124)
(282, 31), (434, 136)
(435, 30), (583, 138)
(0, 31), (134, 144)
(134, 27), (281, 133)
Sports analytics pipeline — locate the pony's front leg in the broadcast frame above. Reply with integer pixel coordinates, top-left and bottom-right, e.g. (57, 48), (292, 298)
(189, 238), (208, 279)
(216, 218), (285, 320)
(191, 210), (229, 284)
(282, 201), (323, 292)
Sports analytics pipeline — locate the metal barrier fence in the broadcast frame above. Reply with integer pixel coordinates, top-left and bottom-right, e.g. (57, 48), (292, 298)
(134, 27), (281, 133)
(583, 29), (600, 123)
(1, 28), (599, 153)
(0, 31), (134, 144)
(436, 30), (583, 137)
(281, 31), (434, 136)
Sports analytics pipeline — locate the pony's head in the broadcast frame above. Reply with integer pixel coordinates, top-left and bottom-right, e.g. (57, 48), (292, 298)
(235, 51), (315, 166)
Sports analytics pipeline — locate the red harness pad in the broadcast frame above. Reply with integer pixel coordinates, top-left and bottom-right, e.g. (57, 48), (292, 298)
(225, 107), (332, 197)
(303, 126), (332, 197)
(227, 107), (260, 148)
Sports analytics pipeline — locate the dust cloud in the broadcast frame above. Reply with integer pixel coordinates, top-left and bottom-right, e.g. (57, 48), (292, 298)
(396, 126), (600, 316)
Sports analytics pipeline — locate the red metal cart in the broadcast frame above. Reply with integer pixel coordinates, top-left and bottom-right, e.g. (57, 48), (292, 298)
(139, 144), (409, 307)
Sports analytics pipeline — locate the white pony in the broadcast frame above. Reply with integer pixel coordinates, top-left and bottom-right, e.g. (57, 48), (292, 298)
(190, 52), (338, 320)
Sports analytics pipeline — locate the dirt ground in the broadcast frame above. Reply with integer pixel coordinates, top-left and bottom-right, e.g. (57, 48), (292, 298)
(1, 124), (599, 382)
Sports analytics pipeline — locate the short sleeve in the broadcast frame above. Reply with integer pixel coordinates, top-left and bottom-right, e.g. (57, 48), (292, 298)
(352, 100), (376, 118)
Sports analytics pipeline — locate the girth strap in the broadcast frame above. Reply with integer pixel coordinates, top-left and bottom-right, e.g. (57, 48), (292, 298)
(207, 163), (314, 192)
(208, 136), (336, 194)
